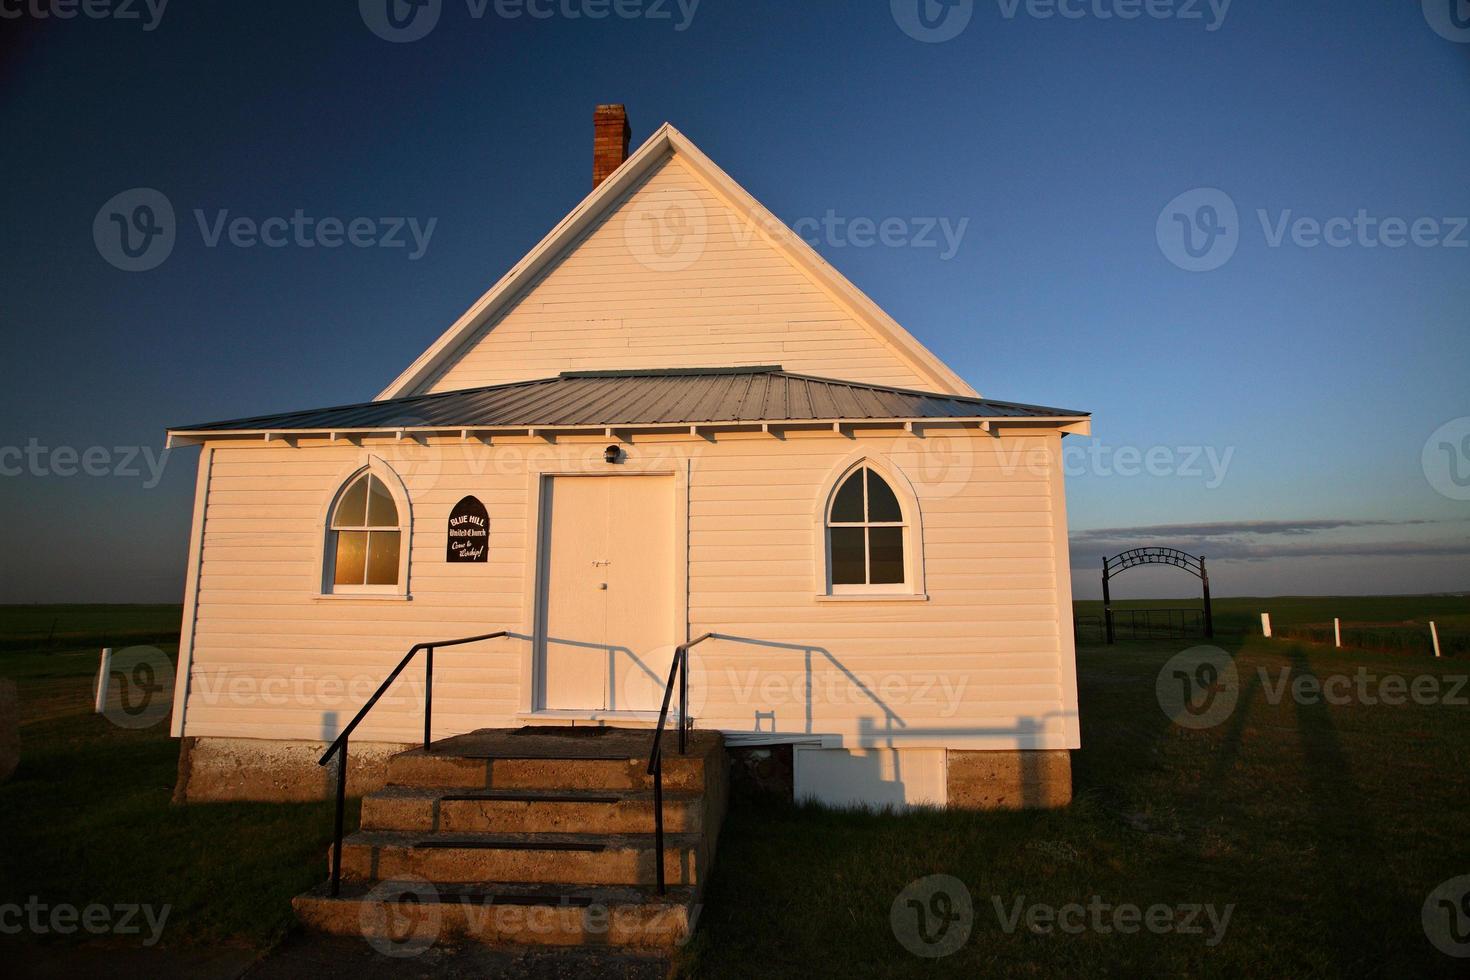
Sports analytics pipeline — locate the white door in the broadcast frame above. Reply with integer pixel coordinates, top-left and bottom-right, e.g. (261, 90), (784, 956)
(538, 475), (675, 712)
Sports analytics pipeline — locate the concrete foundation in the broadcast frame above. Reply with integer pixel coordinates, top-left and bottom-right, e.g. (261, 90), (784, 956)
(174, 736), (1070, 811)
(173, 735), (409, 803)
(945, 749), (1072, 810)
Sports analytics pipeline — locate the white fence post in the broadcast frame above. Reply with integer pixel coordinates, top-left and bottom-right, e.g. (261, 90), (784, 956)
(1260, 613), (1272, 638)
(94, 648), (113, 714)
(1334, 618), (1342, 649)
(1431, 622), (1442, 659)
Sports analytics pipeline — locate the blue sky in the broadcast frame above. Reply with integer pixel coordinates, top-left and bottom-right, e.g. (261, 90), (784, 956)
(1, 0), (1467, 602)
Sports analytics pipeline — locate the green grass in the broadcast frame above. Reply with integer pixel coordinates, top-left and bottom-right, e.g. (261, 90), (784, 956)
(1074, 593), (1470, 656)
(0, 603), (186, 655)
(1075, 593), (1470, 635)
(1272, 622), (1470, 659)
(0, 604), (353, 951)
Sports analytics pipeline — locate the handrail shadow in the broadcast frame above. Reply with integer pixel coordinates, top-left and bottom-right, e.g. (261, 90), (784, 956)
(539, 634), (667, 710)
(705, 633), (907, 735)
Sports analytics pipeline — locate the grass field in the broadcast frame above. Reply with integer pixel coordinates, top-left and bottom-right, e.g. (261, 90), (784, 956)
(1074, 593), (1469, 656)
(1, 601), (1467, 976)
(0, 604), (184, 655)
(682, 625), (1470, 978)
(0, 604), (352, 953)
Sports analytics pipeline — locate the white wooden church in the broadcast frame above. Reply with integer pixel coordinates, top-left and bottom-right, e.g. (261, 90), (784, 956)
(166, 106), (1089, 825)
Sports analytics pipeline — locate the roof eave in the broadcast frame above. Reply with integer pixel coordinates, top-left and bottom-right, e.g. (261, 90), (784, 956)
(165, 414), (1091, 448)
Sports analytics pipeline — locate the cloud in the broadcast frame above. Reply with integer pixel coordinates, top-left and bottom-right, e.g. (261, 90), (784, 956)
(1070, 519), (1433, 544)
(1070, 519), (1468, 563)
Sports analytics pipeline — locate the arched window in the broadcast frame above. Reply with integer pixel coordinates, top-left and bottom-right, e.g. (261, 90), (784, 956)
(826, 463), (909, 593)
(326, 470), (405, 593)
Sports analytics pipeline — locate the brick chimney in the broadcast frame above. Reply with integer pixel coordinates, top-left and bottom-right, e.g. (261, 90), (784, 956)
(592, 104), (632, 189)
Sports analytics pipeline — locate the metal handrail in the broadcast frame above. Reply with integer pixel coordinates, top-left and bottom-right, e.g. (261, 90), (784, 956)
(317, 630), (508, 896)
(646, 632), (714, 895)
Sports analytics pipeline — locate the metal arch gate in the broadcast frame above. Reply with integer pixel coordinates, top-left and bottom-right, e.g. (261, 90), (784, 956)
(1101, 547), (1213, 644)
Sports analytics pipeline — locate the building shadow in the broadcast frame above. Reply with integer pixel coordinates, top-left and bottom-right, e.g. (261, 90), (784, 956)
(1280, 643), (1391, 974)
(699, 633), (1076, 808)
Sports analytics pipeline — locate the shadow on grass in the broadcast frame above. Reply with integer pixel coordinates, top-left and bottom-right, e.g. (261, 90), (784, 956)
(1, 706), (353, 950)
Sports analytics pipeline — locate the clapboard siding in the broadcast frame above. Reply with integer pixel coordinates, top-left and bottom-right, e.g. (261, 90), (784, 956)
(179, 430), (1075, 750)
(422, 158), (939, 394)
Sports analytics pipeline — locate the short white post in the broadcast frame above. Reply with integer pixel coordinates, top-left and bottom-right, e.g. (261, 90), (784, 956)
(1334, 618), (1342, 649)
(1260, 613), (1272, 638)
(1431, 622), (1442, 659)
(94, 648), (113, 714)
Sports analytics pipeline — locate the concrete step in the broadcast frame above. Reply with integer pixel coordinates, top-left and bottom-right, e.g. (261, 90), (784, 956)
(361, 785), (706, 835)
(294, 728), (729, 951)
(338, 830), (710, 887)
(385, 728), (721, 794)
(384, 750), (711, 794)
(292, 879), (698, 950)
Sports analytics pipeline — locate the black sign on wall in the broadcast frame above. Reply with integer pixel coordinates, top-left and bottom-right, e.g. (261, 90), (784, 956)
(446, 496), (489, 563)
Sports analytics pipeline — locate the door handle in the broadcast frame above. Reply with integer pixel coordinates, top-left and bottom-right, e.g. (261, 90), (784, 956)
(597, 583), (607, 590)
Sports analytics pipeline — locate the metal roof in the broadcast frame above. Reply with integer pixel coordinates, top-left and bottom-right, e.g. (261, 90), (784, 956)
(169, 367), (1088, 435)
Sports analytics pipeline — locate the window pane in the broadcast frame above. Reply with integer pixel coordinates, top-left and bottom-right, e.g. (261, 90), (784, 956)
(333, 476), (368, 528)
(830, 527), (866, 585)
(366, 475), (398, 527)
(365, 531), (400, 586)
(866, 469), (903, 523)
(333, 531), (368, 585)
(869, 527), (905, 584)
(831, 470), (864, 523)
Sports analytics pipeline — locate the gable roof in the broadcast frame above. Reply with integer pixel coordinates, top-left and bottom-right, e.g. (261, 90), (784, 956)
(169, 367), (1086, 439)
(377, 123), (978, 401)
